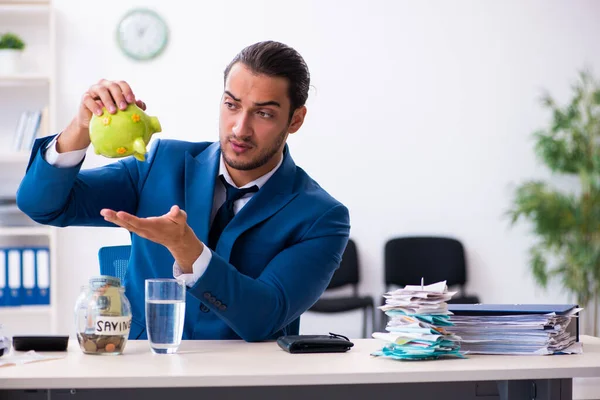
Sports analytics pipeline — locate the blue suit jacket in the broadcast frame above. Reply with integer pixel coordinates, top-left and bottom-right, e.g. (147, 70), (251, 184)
(17, 136), (350, 341)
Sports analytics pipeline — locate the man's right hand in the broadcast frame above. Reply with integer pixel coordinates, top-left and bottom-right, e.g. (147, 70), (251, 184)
(57, 79), (147, 153)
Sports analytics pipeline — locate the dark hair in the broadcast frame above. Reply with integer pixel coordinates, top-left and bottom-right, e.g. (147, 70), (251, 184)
(224, 41), (310, 120)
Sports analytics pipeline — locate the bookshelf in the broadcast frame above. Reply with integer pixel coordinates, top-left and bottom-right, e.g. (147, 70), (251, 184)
(0, 0), (58, 335)
(0, 152), (30, 164)
(0, 74), (50, 86)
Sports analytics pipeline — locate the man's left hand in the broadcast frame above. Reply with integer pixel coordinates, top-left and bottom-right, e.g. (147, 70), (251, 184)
(100, 205), (203, 273)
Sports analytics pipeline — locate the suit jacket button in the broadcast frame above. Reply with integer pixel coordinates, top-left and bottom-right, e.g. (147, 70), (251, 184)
(209, 296), (216, 304)
(214, 300), (221, 307)
(219, 304), (227, 311)
(200, 304), (210, 313)
(203, 292), (211, 300)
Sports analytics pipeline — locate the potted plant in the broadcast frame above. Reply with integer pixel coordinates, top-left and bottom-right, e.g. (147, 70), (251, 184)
(508, 70), (600, 336)
(0, 32), (26, 75)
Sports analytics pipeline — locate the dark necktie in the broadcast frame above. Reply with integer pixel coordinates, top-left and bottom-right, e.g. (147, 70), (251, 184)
(208, 175), (259, 250)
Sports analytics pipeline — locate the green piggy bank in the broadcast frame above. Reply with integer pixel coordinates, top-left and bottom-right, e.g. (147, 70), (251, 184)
(89, 104), (161, 162)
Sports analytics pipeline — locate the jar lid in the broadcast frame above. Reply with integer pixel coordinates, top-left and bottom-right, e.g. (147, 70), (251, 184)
(89, 275), (122, 289)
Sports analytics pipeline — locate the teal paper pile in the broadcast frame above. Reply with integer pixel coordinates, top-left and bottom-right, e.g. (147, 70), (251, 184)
(371, 280), (464, 361)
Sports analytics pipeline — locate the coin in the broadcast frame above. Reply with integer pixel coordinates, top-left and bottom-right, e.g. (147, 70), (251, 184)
(83, 339), (97, 353)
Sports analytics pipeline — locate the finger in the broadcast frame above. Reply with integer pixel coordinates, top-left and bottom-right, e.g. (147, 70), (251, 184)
(115, 211), (146, 229)
(107, 217), (136, 232)
(101, 209), (139, 232)
(106, 81), (128, 111)
(100, 209), (117, 219)
(115, 211), (166, 236)
(135, 99), (146, 110)
(168, 205), (179, 217)
(89, 84), (117, 114)
(115, 80), (136, 104)
(167, 206), (186, 224)
(82, 92), (103, 116)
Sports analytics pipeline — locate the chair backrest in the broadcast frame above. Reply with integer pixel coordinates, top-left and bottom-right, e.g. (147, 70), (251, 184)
(98, 245), (131, 283)
(327, 238), (360, 289)
(384, 236), (466, 288)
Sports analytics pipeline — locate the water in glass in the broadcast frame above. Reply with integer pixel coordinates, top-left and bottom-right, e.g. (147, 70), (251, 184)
(145, 279), (186, 354)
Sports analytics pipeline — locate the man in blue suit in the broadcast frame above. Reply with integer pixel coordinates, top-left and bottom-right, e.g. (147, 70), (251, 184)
(17, 41), (350, 342)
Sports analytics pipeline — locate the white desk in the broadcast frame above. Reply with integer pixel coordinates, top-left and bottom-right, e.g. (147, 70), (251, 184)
(1, 336), (600, 400)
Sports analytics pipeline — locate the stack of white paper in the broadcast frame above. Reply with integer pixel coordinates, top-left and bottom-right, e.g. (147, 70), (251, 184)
(371, 280), (464, 361)
(446, 309), (583, 355)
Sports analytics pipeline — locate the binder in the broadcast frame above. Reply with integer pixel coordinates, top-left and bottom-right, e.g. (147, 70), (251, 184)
(0, 249), (6, 306)
(7, 249), (22, 306)
(21, 249), (36, 305)
(447, 304), (580, 342)
(35, 248), (50, 305)
(0, 247), (51, 307)
(12, 111), (29, 151)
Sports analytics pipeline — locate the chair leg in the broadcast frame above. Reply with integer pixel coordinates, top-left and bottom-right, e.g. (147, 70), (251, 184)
(380, 308), (387, 332)
(362, 307), (368, 338)
(378, 297), (386, 332)
(371, 304), (376, 337)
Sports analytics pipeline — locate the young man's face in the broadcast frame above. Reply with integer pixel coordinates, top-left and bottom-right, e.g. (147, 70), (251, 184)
(219, 62), (303, 172)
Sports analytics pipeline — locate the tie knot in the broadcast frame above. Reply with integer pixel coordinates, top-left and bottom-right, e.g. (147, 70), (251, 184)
(220, 175), (259, 203)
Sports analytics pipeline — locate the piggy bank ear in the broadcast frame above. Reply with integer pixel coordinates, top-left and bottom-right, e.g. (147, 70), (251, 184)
(149, 116), (161, 133)
(132, 137), (147, 161)
(133, 137), (146, 154)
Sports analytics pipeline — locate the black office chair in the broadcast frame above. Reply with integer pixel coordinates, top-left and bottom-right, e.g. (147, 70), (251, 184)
(309, 239), (375, 338)
(383, 236), (480, 304)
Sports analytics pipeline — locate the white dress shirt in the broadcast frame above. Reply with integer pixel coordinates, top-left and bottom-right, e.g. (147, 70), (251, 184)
(44, 136), (283, 286)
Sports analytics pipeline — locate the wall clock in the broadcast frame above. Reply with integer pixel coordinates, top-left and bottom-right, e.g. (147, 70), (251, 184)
(116, 8), (169, 61)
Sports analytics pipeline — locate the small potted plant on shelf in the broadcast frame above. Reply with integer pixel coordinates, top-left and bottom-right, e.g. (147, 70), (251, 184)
(0, 32), (26, 75)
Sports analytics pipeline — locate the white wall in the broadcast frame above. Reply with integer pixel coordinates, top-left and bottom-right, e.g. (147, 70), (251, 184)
(49, 0), (600, 339)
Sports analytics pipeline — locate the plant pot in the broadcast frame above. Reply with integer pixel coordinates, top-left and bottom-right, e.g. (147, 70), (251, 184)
(579, 304), (599, 337)
(0, 49), (23, 75)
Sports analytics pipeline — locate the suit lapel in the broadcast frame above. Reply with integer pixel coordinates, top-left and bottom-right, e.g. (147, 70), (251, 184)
(184, 142), (220, 244)
(216, 145), (298, 261)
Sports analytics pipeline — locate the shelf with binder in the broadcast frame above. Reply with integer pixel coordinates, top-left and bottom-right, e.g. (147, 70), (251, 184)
(0, 246), (52, 306)
(0, 245), (56, 335)
(0, 0), (57, 335)
(0, 97), (50, 160)
(8, 107), (49, 154)
(0, 231), (57, 327)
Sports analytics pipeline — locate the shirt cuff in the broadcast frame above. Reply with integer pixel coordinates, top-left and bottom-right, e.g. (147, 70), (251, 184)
(172, 246), (213, 287)
(44, 134), (87, 167)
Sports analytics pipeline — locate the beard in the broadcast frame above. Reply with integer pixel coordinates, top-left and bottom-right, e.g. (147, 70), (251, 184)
(221, 127), (287, 171)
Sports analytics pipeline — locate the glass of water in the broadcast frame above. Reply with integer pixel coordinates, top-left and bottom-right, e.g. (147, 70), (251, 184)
(145, 278), (186, 354)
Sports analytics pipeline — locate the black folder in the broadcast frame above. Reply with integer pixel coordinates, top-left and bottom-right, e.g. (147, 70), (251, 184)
(447, 304), (580, 341)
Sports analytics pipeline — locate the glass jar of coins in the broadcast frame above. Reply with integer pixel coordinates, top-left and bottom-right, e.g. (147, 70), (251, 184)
(74, 276), (132, 355)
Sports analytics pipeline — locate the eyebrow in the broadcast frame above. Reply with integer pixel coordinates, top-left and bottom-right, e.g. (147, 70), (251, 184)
(224, 90), (281, 108)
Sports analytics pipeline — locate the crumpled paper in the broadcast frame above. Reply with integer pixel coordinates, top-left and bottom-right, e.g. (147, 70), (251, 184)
(0, 350), (65, 367)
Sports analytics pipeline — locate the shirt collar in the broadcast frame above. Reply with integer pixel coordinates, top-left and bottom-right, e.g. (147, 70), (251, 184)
(219, 153), (284, 190)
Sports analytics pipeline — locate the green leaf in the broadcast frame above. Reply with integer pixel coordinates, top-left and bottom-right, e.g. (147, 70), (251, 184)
(0, 32), (25, 50)
(529, 246), (549, 288)
(508, 68), (600, 310)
